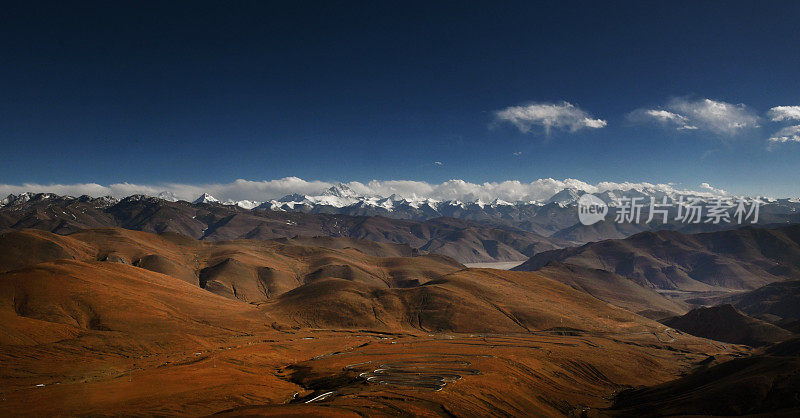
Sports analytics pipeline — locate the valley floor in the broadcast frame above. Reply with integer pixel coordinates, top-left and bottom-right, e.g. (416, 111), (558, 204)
(0, 327), (739, 416)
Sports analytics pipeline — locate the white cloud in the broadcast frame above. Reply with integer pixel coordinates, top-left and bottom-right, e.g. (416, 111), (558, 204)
(632, 98), (758, 136)
(0, 182), (166, 199)
(0, 177), (726, 204)
(700, 182), (728, 195)
(494, 101), (607, 134)
(767, 106), (800, 121)
(767, 125), (800, 143)
(645, 109), (688, 123)
(671, 98), (759, 134)
(355, 179), (727, 201)
(637, 109), (698, 130)
(512, 151), (523, 156)
(434, 161), (443, 166)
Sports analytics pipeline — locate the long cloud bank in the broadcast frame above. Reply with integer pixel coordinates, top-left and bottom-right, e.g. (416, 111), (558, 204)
(0, 177), (730, 203)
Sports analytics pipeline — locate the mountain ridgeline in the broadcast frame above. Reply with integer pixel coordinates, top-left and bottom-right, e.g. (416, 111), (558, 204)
(2, 187), (799, 261)
(0, 193), (567, 263)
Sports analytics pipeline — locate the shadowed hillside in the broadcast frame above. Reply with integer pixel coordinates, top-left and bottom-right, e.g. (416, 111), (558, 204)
(609, 355), (800, 417)
(515, 225), (800, 292)
(731, 280), (800, 333)
(662, 304), (794, 347)
(536, 262), (689, 320)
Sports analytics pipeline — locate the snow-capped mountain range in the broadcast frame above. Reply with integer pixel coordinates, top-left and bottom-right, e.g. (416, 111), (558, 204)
(7, 183), (795, 213)
(183, 183), (794, 212)
(1, 187), (798, 245)
(2, 184), (797, 232)
(116, 183), (796, 235)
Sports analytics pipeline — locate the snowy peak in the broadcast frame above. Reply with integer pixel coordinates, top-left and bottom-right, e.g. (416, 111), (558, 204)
(0, 192), (68, 207)
(92, 195), (119, 206)
(545, 188), (585, 205)
(157, 191), (178, 202)
(322, 183), (359, 198)
(489, 198), (512, 207)
(193, 193), (220, 204)
(226, 199), (261, 210)
(1, 193), (32, 207)
(195, 183), (738, 213)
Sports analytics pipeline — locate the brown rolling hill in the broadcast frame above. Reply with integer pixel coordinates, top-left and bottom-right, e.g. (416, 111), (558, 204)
(266, 267), (665, 333)
(536, 262), (689, 320)
(0, 227), (683, 345)
(0, 259), (267, 346)
(662, 304), (794, 347)
(0, 228), (466, 304)
(0, 227), (652, 334)
(0, 226), (753, 416)
(0, 193), (566, 263)
(514, 224), (800, 292)
(0, 229), (96, 272)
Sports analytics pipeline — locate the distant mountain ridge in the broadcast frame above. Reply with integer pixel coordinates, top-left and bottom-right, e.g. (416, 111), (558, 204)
(2, 187), (799, 244)
(0, 192), (567, 263)
(514, 224), (800, 292)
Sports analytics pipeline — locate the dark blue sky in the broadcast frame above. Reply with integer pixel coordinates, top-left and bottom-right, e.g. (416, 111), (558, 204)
(2, 1), (799, 196)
